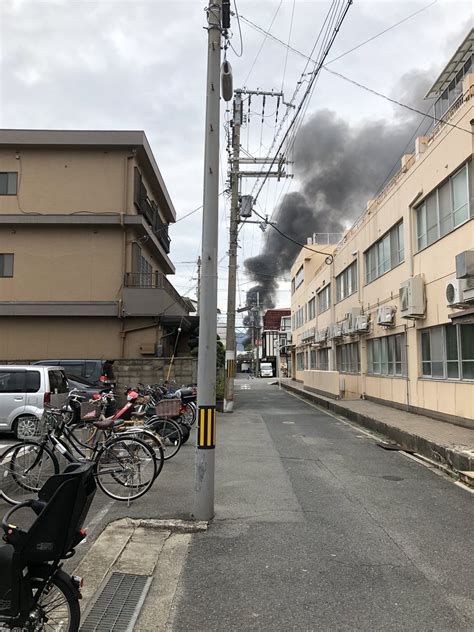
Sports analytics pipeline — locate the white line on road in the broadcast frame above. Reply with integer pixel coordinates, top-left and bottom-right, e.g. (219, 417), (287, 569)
(85, 499), (114, 538)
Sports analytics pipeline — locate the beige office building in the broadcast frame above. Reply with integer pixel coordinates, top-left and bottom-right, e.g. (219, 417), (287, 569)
(0, 129), (195, 360)
(290, 31), (474, 427)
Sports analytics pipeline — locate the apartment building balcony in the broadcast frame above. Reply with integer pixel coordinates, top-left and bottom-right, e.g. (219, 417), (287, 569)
(138, 197), (171, 254)
(122, 272), (191, 318)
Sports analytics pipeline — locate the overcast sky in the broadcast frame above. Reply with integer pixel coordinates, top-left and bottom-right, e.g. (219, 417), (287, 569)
(0, 0), (472, 320)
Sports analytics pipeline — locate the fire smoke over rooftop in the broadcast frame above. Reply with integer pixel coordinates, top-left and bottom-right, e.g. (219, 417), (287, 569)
(244, 70), (433, 311)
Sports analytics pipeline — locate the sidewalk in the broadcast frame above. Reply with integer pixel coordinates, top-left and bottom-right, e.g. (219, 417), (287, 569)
(280, 378), (474, 475)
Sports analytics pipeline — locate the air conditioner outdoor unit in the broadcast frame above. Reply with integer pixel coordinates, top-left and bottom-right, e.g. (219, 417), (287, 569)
(446, 278), (474, 307)
(316, 327), (328, 343)
(376, 306), (395, 326)
(333, 323), (343, 339)
(455, 250), (474, 279)
(355, 314), (370, 332)
(343, 307), (362, 334)
(400, 275), (425, 319)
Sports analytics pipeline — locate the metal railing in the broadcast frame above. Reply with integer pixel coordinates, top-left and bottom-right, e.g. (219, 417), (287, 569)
(124, 272), (161, 289)
(124, 272), (190, 312)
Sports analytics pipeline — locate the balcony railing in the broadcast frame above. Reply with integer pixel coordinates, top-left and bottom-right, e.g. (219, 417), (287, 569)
(124, 272), (189, 314)
(134, 168), (171, 254)
(124, 272), (162, 289)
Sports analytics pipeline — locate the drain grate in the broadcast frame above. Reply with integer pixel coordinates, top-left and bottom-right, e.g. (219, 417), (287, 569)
(80, 572), (152, 632)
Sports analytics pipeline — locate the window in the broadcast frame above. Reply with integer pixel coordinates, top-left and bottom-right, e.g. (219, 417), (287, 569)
(296, 352), (305, 371)
(308, 297), (316, 320)
(433, 53), (472, 120)
(368, 334), (406, 376)
(318, 284), (331, 313)
(0, 172), (18, 195)
(309, 349), (317, 369)
(318, 348), (330, 371)
(420, 324), (474, 380)
(0, 254), (14, 278)
(294, 265), (304, 290)
(416, 163), (471, 251)
(336, 343), (360, 373)
(336, 261), (358, 302)
(48, 370), (68, 394)
(365, 222), (404, 284)
(131, 243), (153, 287)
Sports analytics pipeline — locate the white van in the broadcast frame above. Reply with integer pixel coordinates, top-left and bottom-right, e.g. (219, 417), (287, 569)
(0, 365), (68, 438)
(259, 362), (274, 378)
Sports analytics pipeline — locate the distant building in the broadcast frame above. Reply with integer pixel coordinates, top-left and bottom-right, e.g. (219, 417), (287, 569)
(289, 30), (473, 426)
(0, 129), (195, 360)
(262, 308), (291, 376)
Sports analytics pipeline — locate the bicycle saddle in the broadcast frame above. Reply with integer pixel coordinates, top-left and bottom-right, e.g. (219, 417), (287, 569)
(92, 418), (115, 430)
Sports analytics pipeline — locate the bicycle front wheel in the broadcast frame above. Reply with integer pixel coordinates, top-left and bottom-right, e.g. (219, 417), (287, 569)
(116, 428), (165, 477)
(29, 566), (80, 632)
(0, 442), (59, 505)
(147, 418), (182, 460)
(95, 436), (157, 501)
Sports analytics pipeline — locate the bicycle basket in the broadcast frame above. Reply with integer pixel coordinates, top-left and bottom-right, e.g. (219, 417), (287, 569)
(155, 398), (181, 418)
(80, 401), (101, 422)
(16, 414), (48, 441)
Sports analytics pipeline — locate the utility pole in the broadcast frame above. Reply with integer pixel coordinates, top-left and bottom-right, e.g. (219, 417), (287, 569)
(223, 95), (242, 412)
(224, 89), (288, 409)
(196, 256), (201, 316)
(194, 0), (222, 521)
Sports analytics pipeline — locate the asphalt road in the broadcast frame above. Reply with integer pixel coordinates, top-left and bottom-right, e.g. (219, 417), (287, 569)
(173, 377), (474, 632)
(1, 378), (472, 631)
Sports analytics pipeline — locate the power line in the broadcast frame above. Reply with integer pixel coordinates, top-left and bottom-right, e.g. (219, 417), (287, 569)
(323, 66), (472, 135)
(252, 1), (353, 206)
(243, 0), (283, 86)
(326, 0), (438, 64)
(252, 206), (334, 263)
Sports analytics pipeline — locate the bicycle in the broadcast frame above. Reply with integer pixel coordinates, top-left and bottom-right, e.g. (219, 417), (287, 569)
(0, 404), (160, 505)
(0, 461), (96, 631)
(68, 390), (182, 461)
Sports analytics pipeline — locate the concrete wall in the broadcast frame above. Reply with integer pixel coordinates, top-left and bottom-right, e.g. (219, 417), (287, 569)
(113, 357), (198, 388)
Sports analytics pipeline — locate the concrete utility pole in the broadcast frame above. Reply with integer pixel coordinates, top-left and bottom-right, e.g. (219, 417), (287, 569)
(223, 88), (288, 408)
(223, 95), (242, 413)
(194, 0), (222, 521)
(196, 256), (201, 316)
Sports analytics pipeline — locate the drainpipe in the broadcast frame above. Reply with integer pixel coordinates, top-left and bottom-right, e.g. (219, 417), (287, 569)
(120, 154), (135, 359)
(329, 257), (336, 372)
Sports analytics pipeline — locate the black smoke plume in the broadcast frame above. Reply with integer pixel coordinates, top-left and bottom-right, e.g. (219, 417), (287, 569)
(244, 70), (434, 310)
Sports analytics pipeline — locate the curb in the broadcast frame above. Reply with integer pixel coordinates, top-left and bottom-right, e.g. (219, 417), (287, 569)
(281, 381), (474, 474)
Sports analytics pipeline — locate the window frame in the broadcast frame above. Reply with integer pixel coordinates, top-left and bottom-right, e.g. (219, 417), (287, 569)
(317, 284), (331, 313)
(367, 334), (407, 377)
(318, 347), (330, 371)
(336, 342), (360, 374)
(0, 172), (18, 196)
(420, 324), (473, 381)
(364, 221), (404, 285)
(415, 162), (471, 252)
(0, 253), (14, 278)
(336, 261), (358, 303)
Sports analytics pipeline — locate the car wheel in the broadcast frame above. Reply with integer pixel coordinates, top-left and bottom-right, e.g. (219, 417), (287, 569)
(14, 415), (40, 440)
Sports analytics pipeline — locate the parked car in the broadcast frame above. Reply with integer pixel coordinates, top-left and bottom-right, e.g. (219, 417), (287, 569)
(33, 359), (115, 388)
(0, 365), (68, 438)
(66, 374), (102, 400)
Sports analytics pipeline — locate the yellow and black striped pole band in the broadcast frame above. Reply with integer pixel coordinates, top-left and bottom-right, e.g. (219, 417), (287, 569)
(198, 406), (216, 449)
(226, 359), (235, 378)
